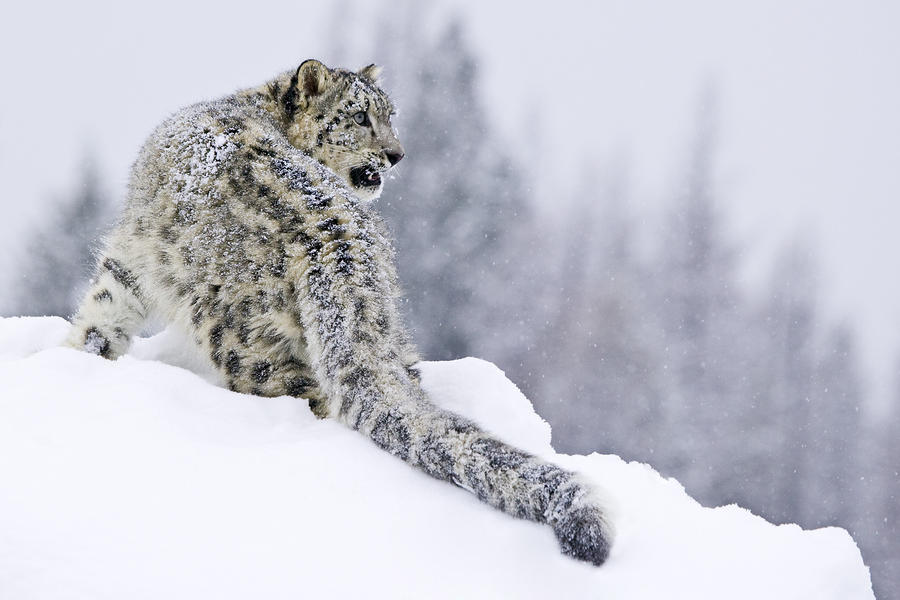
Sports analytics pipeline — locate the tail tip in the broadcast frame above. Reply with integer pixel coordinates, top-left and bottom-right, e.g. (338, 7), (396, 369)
(553, 503), (614, 566)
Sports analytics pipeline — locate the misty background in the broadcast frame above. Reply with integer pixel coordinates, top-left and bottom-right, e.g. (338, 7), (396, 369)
(1, 0), (897, 596)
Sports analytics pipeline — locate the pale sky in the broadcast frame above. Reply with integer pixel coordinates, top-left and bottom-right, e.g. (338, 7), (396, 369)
(1, 0), (898, 404)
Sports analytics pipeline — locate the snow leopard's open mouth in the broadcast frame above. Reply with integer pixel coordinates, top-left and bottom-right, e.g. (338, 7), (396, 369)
(349, 166), (382, 189)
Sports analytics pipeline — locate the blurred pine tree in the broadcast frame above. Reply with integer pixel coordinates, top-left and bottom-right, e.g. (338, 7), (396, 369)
(10, 153), (114, 318)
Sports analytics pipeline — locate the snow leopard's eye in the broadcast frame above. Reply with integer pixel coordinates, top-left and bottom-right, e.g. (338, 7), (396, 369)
(353, 111), (369, 126)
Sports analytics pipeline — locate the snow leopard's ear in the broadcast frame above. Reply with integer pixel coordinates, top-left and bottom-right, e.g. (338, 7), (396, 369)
(297, 59), (331, 98)
(358, 64), (382, 83)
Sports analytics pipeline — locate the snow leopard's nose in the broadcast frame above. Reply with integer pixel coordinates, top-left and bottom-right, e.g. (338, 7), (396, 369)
(385, 150), (404, 166)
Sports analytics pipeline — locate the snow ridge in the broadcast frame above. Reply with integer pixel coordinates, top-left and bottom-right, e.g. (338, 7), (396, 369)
(0, 317), (874, 599)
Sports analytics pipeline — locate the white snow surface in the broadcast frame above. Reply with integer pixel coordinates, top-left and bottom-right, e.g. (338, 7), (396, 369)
(0, 317), (874, 599)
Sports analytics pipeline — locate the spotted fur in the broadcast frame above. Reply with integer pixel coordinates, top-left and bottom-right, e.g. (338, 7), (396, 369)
(66, 59), (613, 565)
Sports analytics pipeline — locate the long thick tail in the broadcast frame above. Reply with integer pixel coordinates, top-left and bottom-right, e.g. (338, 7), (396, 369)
(345, 382), (615, 564)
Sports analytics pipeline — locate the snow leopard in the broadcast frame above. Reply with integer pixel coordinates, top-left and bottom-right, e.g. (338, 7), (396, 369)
(66, 59), (614, 565)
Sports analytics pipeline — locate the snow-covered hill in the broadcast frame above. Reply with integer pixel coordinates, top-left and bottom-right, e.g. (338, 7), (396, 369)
(0, 317), (874, 599)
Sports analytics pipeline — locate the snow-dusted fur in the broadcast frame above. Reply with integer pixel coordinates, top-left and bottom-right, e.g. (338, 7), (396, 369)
(66, 59), (613, 565)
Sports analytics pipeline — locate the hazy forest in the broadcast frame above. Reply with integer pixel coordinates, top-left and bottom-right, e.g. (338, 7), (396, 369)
(5, 4), (897, 597)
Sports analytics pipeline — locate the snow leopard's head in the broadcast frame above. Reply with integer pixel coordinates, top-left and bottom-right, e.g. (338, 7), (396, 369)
(278, 59), (404, 202)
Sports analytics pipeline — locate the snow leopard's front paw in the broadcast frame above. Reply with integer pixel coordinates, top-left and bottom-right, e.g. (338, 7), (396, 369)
(551, 502), (612, 566)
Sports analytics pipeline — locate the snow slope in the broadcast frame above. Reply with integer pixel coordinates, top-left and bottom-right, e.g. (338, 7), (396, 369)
(0, 317), (874, 599)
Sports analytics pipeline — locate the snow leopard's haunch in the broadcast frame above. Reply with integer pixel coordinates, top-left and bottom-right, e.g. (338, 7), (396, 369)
(66, 59), (614, 565)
